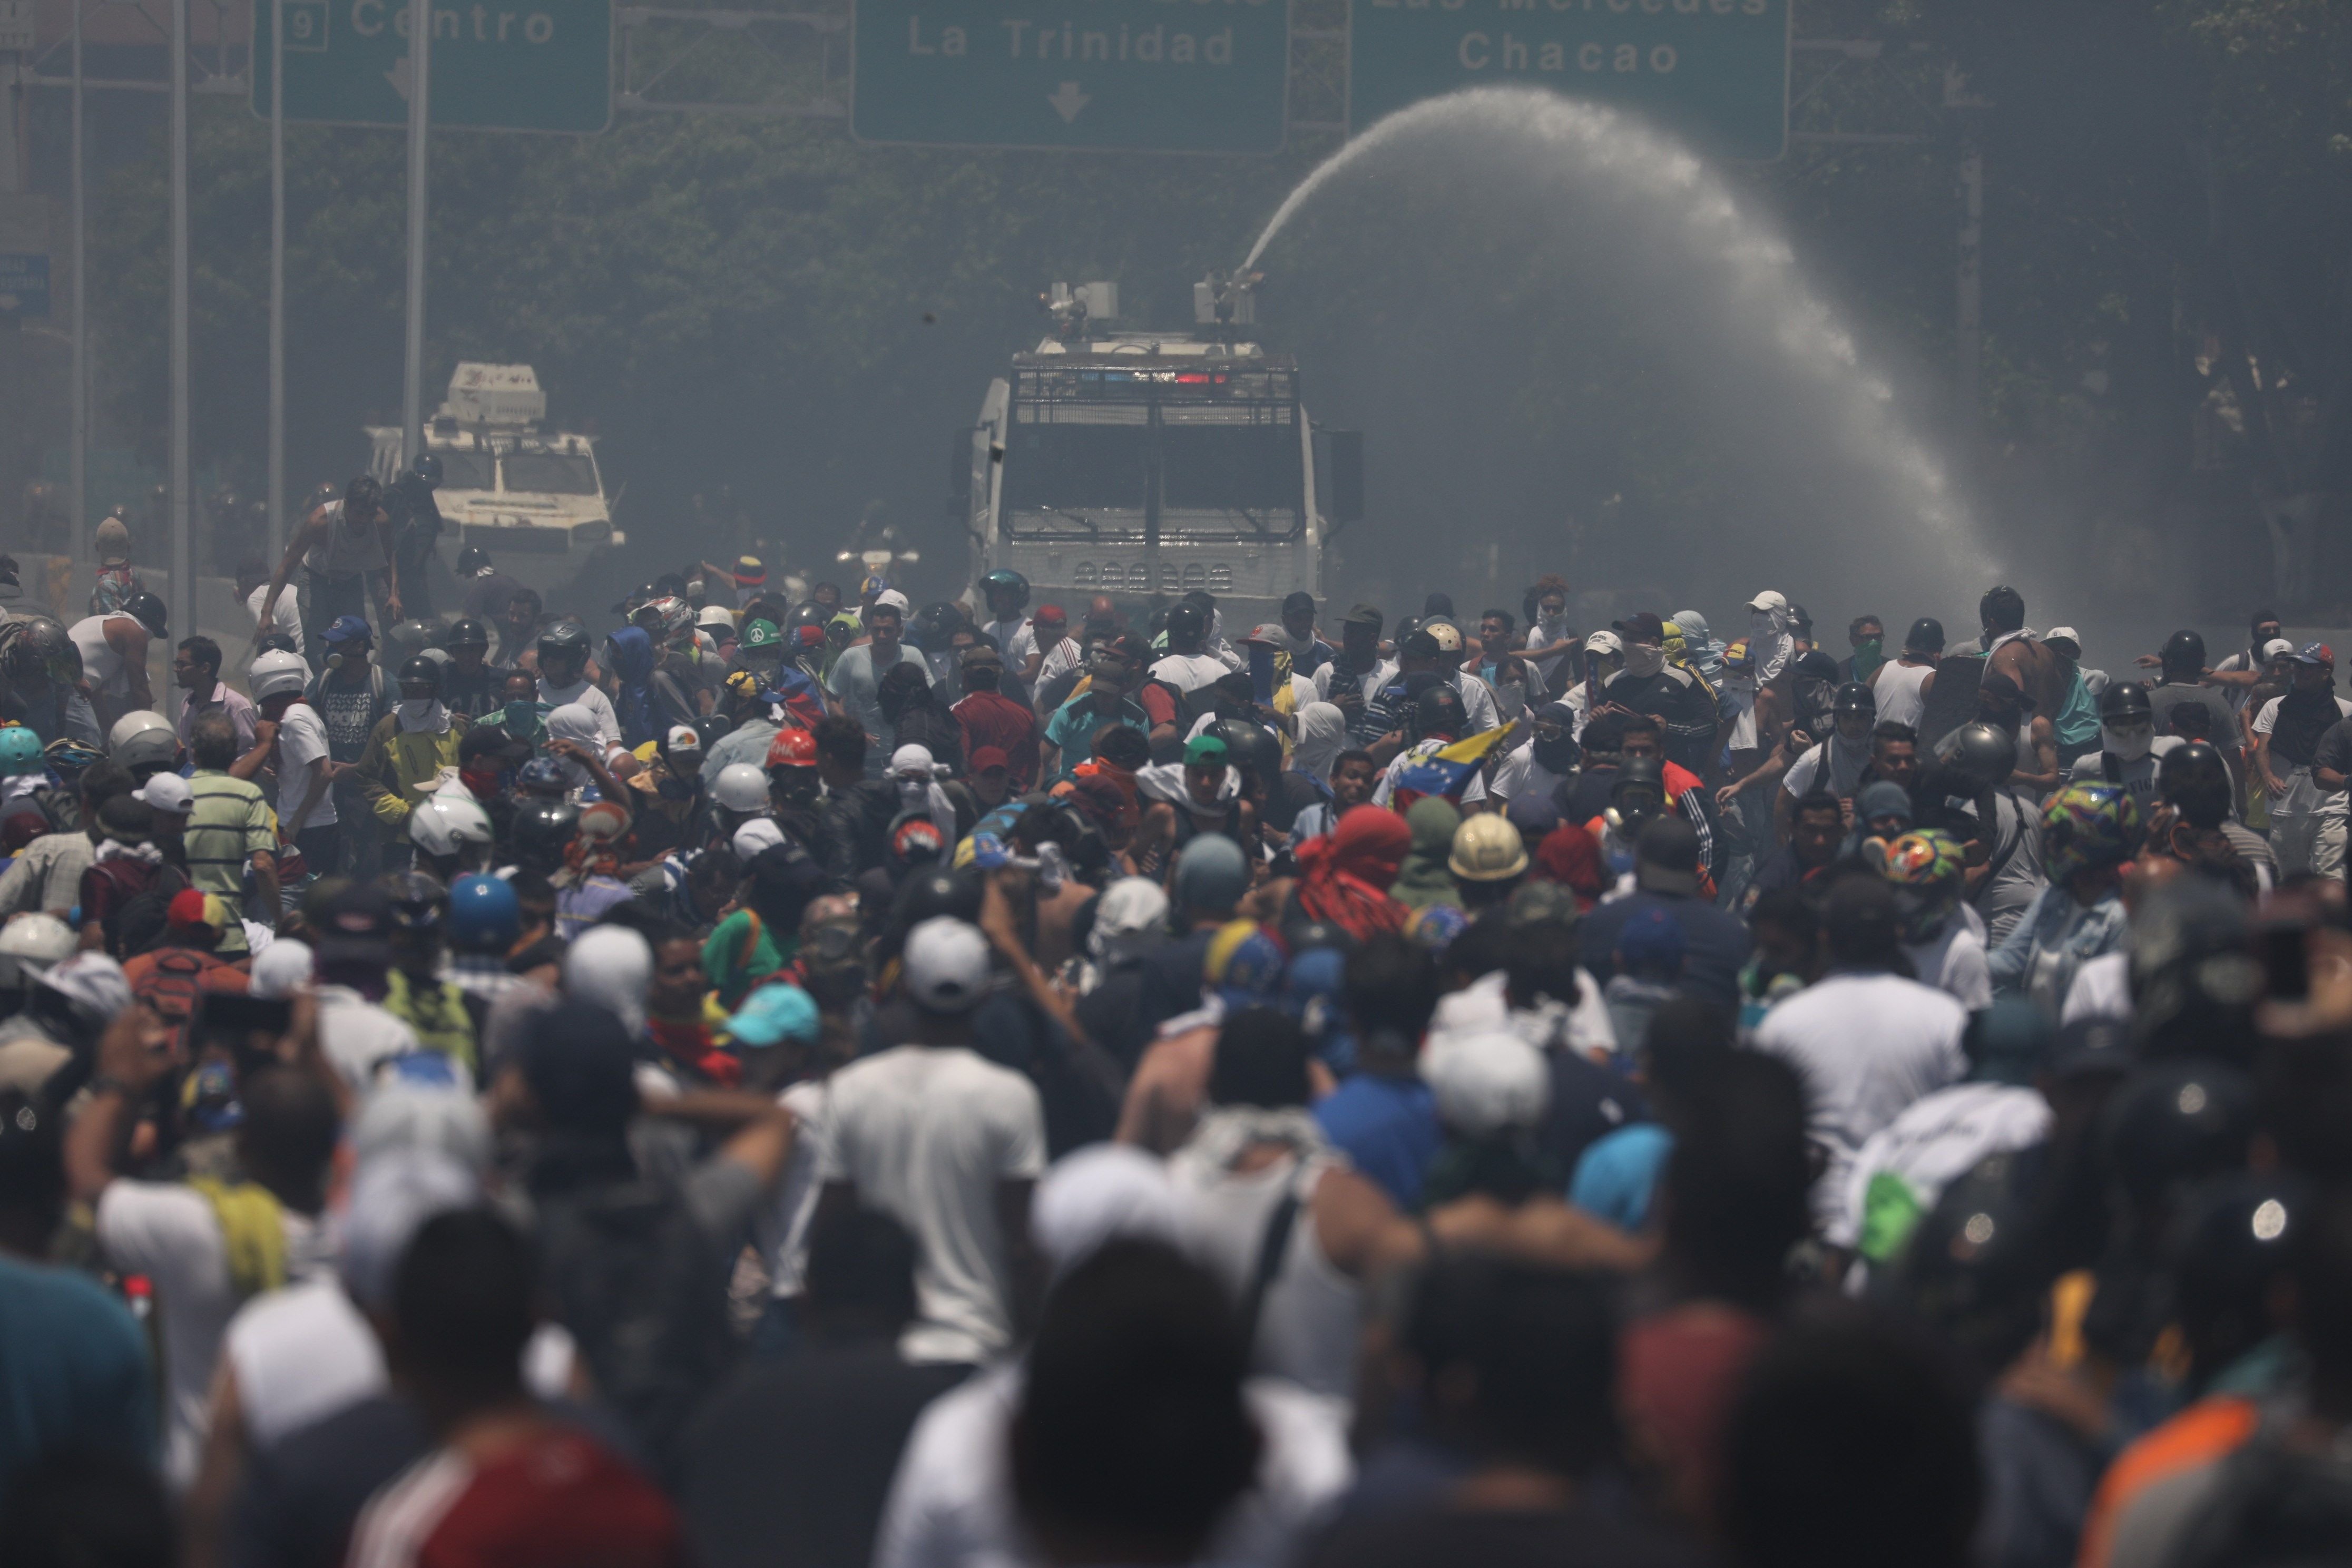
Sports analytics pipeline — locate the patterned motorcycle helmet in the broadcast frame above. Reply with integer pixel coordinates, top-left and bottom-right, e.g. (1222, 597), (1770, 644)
(2041, 781), (2143, 884)
(1878, 829), (1967, 944)
(41, 736), (103, 778)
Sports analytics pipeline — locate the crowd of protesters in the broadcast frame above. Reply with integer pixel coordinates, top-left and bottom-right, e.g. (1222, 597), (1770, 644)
(0, 490), (2347, 1568)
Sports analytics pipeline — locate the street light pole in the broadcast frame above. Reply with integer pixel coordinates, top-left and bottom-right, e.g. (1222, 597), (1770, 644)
(269, 0), (286, 565)
(169, 0), (191, 636)
(69, 0), (85, 570)
(400, 0), (430, 467)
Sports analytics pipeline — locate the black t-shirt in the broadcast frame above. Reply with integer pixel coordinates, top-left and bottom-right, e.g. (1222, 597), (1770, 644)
(1299, 1503), (1703, 1568)
(679, 1343), (968, 1568)
(1540, 1047), (1651, 1177)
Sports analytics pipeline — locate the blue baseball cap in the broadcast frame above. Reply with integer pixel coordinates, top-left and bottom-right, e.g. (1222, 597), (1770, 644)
(325, 614), (371, 645)
(728, 983), (819, 1048)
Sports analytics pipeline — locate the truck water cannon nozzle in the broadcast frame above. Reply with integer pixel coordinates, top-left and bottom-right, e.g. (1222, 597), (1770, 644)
(1042, 281), (1119, 342)
(1194, 269), (1261, 332)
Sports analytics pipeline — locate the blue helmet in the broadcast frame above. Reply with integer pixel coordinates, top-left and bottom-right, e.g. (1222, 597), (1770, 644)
(446, 874), (520, 954)
(0, 726), (45, 777)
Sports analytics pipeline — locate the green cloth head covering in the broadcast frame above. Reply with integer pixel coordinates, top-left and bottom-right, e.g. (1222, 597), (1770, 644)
(1391, 796), (1465, 911)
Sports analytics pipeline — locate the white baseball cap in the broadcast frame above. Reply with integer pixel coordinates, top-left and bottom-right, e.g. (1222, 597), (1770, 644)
(132, 772), (193, 815)
(1747, 590), (1788, 613)
(904, 916), (991, 1013)
(2263, 637), (2296, 661)
(870, 589), (912, 616)
(2045, 626), (2081, 649)
(1583, 629), (1624, 656)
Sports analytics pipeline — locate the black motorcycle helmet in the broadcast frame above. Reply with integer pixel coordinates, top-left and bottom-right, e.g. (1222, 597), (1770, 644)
(1946, 721), (2020, 792)
(1412, 683), (1468, 740)
(2099, 1061), (2259, 1219)
(2158, 741), (2234, 829)
(1209, 719), (1284, 787)
(536, 620), (590, 680)
(1832, 681), (1877, 722)
(409, 452), (443, 489)
(456, 545), (492, 575)
(2160, 628), (2208, 673)
(122, 590), (169, 640)
(396, 655), (442, 694)
(1904, 617), (1946, 656)
(2169, 1173), (2308, 1390)
(344, 473), (382, 513)
(387, 869), (447, 932)
(1, 616), (78, 685)
(511, 800), (582, 866)
(2100, 682), (2154, 725)
(1883, 1149), (2053, 1377)
(445, 618), (491, 652)
(1163, 602), (1209, 646)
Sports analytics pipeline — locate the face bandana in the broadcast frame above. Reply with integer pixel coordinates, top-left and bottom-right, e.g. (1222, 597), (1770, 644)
(2104, 724), (2153, 762)
(503, 699), (542, 736)
(1850, 638), (1885, 682)
(396, 698), (449, 734)
(1621, 643), (1666, 679)
(1534, 732), (1580, 772)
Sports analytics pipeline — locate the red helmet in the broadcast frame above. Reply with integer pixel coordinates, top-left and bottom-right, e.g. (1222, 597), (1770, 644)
(766, 727), (818, 770)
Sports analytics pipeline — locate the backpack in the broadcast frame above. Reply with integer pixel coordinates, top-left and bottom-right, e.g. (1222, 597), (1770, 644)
(534, 1174), (736, 1472)
(2169, 1430), (2352, 1568)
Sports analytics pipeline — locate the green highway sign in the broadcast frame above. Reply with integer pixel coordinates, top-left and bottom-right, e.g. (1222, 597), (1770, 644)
(1349, 0), (1790, 161)
(852, 0), (1290, 153)
(249, 0), (613, 132)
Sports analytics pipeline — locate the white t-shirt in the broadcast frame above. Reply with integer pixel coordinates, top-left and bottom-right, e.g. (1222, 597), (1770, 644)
(95, 1180), (330, 1489)
(247, 582), (305, 654)
(273, 699), (338, 829)
(982, 616), (1030, 664)
(2061, 950), (2131, 1024)
(1871, 660), (1935, 731)
(1904, 915), (1994, 1012)
(1372, 737), (1488, 809)
(313, 986), (429, 1096)
(1827, 1081), (2052, 1252)
(1312, 656), (1398, 708)
(1449, 671), (1504, 736)
(1488, 744), (1570, 809)
(817, 1044), (1047, 1365)
(827, 643), (931, 747)
(1751, 972), (1969, 1224)
(69, 614), (130, 696)
(537, 678), (621, 746)
(1783, 738), (1871, 800)
(1150, 652), (1232, 695)
(757, 1077), (831, 1301)
(874, 1364), (1350, 1568)
(225, 1277), (385, 1449)
(1036, 637), (1085, 684)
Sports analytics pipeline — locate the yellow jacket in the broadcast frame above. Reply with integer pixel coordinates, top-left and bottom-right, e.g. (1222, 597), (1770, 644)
(356, 711), (469, 826)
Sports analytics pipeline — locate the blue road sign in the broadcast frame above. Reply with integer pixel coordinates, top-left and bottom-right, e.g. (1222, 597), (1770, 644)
(249, 0), (613, 132)
(852, 0), (1290, 153)
(0, 253), (50, 317)
(1349, 0), (1790, 160)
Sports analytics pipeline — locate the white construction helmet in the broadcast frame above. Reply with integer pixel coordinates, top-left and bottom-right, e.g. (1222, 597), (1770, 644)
(711, 762), (770, 814)
(106, 710), (179, 770)
(409, 792), (495, 857)
(249, 649), (309, 702)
